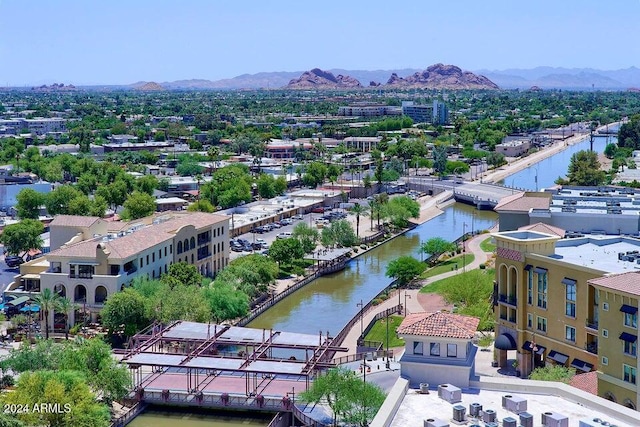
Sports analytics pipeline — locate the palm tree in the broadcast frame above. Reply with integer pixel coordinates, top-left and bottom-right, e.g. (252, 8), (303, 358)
(349, 203), (368, 238)
(55, 297), (75, 340)
(34, 288), (61, 340)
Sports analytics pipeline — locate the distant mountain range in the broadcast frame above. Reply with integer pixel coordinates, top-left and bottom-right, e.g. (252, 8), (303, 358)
(477, 66), (640, 90)
(76, 66), (640, 91)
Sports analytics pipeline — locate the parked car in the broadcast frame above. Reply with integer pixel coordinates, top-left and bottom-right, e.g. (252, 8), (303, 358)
(311, 207), (325, 213)
(270, 222), (282, 229)
(5, 256), (24, 268)
(276, 232), (292, 239)
(280, 218), (293, 225)
(292, 214), (304, 220)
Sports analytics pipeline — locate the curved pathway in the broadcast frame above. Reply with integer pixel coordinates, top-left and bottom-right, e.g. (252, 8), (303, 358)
(337, 231), (494, 356)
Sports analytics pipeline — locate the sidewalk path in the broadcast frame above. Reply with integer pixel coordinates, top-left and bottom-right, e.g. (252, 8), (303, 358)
(335, 231), (493, 358)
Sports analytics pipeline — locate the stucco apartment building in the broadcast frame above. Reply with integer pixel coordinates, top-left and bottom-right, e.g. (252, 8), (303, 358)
(9, 212), (229, 326)
(493, 226), (639, 411)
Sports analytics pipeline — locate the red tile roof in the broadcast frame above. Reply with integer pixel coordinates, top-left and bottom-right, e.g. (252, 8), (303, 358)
(588, 271), (640, 296)
(397, 312), (480, 339)
(519, 222), (565, 237)
(47, 212), (228, 261)
(49, 215), (103, 228)
(494, 192), (551, 212)
(569, 371), (597, 395)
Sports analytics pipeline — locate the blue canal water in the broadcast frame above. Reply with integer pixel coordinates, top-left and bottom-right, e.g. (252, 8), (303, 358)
(499, 132), (617, 191)
(249, 203), (497, 335)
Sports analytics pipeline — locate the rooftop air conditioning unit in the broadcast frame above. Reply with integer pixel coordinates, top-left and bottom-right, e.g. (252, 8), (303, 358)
(542, 412), (569, 427)
(519, 412), (534, 427)
(503, 417), (517, 427)
(469, 402), (482, 418)
(437, 384), (461, 403)
(452, 405), (466, 423)
(424, 419), (449, 427)
(482, 409), (497, 423)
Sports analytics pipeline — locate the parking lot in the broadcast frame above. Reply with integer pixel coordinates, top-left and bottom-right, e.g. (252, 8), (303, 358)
(229, 202), (364, 261)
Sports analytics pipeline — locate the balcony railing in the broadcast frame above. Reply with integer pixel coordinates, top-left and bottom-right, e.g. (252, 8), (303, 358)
(585, 342), (598, 354)
(498, 294), (517, 306)
(585, 319), (599, 331)
(70, 273), (93, 279)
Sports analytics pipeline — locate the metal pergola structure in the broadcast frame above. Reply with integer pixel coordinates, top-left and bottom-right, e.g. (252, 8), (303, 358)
(122, 321), (348, 399)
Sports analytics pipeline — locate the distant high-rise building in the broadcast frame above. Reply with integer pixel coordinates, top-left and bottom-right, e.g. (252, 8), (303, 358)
(432, 100), (449, 125)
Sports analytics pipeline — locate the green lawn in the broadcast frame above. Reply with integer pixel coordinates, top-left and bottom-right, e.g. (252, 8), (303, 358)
(364, 315), (405, 348)
(420, 254), (475, 279)
(420, 268), (488, 294)
(480, 237), (496, 253)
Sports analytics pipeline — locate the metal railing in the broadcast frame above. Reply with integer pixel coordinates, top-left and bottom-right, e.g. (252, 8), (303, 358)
(110, 402), (146, 427)
(498, 294), (517, 306)
(585, 319), (599, 330)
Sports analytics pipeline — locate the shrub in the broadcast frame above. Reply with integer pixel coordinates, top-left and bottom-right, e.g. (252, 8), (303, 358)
(69, 324), (82, 335)
(479, 263), (486, 269)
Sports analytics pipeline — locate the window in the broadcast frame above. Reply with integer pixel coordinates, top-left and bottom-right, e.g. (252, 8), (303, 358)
(565, 282), (576, 317)
(624, 340), (637, 357)
(602, 357), (608, 365)
(527, 271), (533, 305)
(537, 316), (547, 333)
(413, 341), (423, 355)
(623, 364), (637, 384)
(537, 272), (547, 309)
(430, 343), (440, 356)
(164, 247), (167, 257)
(447, 344), (457, 357)
(603, 329), (609, 338)
(603, 302), (609, 311)
(146, 255), (149, 264)
(565, 326), (576, 342)
(624, 312), (638, 328)
(140, 257), (144, 267)
(527, 313), (533, 328)
(152, 253), (155, 262)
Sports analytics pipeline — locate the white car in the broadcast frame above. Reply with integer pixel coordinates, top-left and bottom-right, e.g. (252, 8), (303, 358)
(276, 232), (292, 239)
(292, 214), (304, 220)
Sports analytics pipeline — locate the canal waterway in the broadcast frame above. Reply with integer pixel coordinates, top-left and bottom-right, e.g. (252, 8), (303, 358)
(249, 203), (497, 335)
(133, 128), (613, 425)
(128, 407), (274, 427)
(498, 132), (617, 191)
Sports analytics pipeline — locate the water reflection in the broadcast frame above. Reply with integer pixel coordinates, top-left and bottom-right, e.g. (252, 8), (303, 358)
(129, 407), (272, 427)
(250, 203), (497, 335)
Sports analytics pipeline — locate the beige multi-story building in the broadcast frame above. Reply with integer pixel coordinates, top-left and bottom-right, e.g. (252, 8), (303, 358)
(493, 225), (639, 411)
(7, 212), (229, 326)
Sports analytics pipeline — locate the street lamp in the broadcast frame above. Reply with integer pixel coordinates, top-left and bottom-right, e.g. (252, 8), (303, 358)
(385, 312), (390, 369)
(404, 292), (411, 316)
(356, 299), (364, 337)
(531, 333), (538, 377)
(462, 222), (467, 272)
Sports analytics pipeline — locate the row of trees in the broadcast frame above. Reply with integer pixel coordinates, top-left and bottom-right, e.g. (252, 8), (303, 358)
(0, 338), (130, 426)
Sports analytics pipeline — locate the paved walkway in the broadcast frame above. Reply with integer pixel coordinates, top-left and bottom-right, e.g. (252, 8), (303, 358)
(336, 231), (494, 358)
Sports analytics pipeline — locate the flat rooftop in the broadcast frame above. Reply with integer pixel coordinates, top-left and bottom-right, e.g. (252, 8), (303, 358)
(390, 387), (633, 427)
(554, 236), (640, 273)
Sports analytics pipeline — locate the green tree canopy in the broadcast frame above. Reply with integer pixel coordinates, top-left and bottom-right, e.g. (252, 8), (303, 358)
(135, 174), (159, 195)
(560, 150), (606, 186)
(269, 238), (305, 265)
(385, 256), (425, 286)
(0, 219), (44, 255)
(292, 222), (319, 254)
(201, 164), (252, 209)
(204, 281), (250, 323)
(15, 188), (45, 219)
(0, 370), (110, 427)
(187, 199), (215, 213)
(420, 237), (457, 263)
(45, 184), (83, 216)
(384, 196), (420, 228)
(101, 287), (148, 337)
(122, 191), (156, 220)
(299, 367), (386, 427)
(162, 262), (203, 287)
(529, 365), (575, 383)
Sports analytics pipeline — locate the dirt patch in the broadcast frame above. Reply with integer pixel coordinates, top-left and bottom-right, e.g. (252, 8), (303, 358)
(416, 293), (453, 312)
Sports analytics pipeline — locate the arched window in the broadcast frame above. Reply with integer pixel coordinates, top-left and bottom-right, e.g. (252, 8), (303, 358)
(603, 391), (616, 403)
(95, 286), (107, 304)
(177, 241), (183, 254)
(54, 283), (66, 298)
(623, 398), (635, 410)
(183, 239), (189, 251)
(190, 237), (195, 249)
(74, 284), (87, 303)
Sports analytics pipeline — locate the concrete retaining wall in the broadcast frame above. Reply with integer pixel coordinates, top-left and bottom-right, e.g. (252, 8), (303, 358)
(370, 378), (408, 427)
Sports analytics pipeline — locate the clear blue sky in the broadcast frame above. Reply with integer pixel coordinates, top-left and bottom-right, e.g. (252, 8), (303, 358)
(1, 0), (639, 85)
